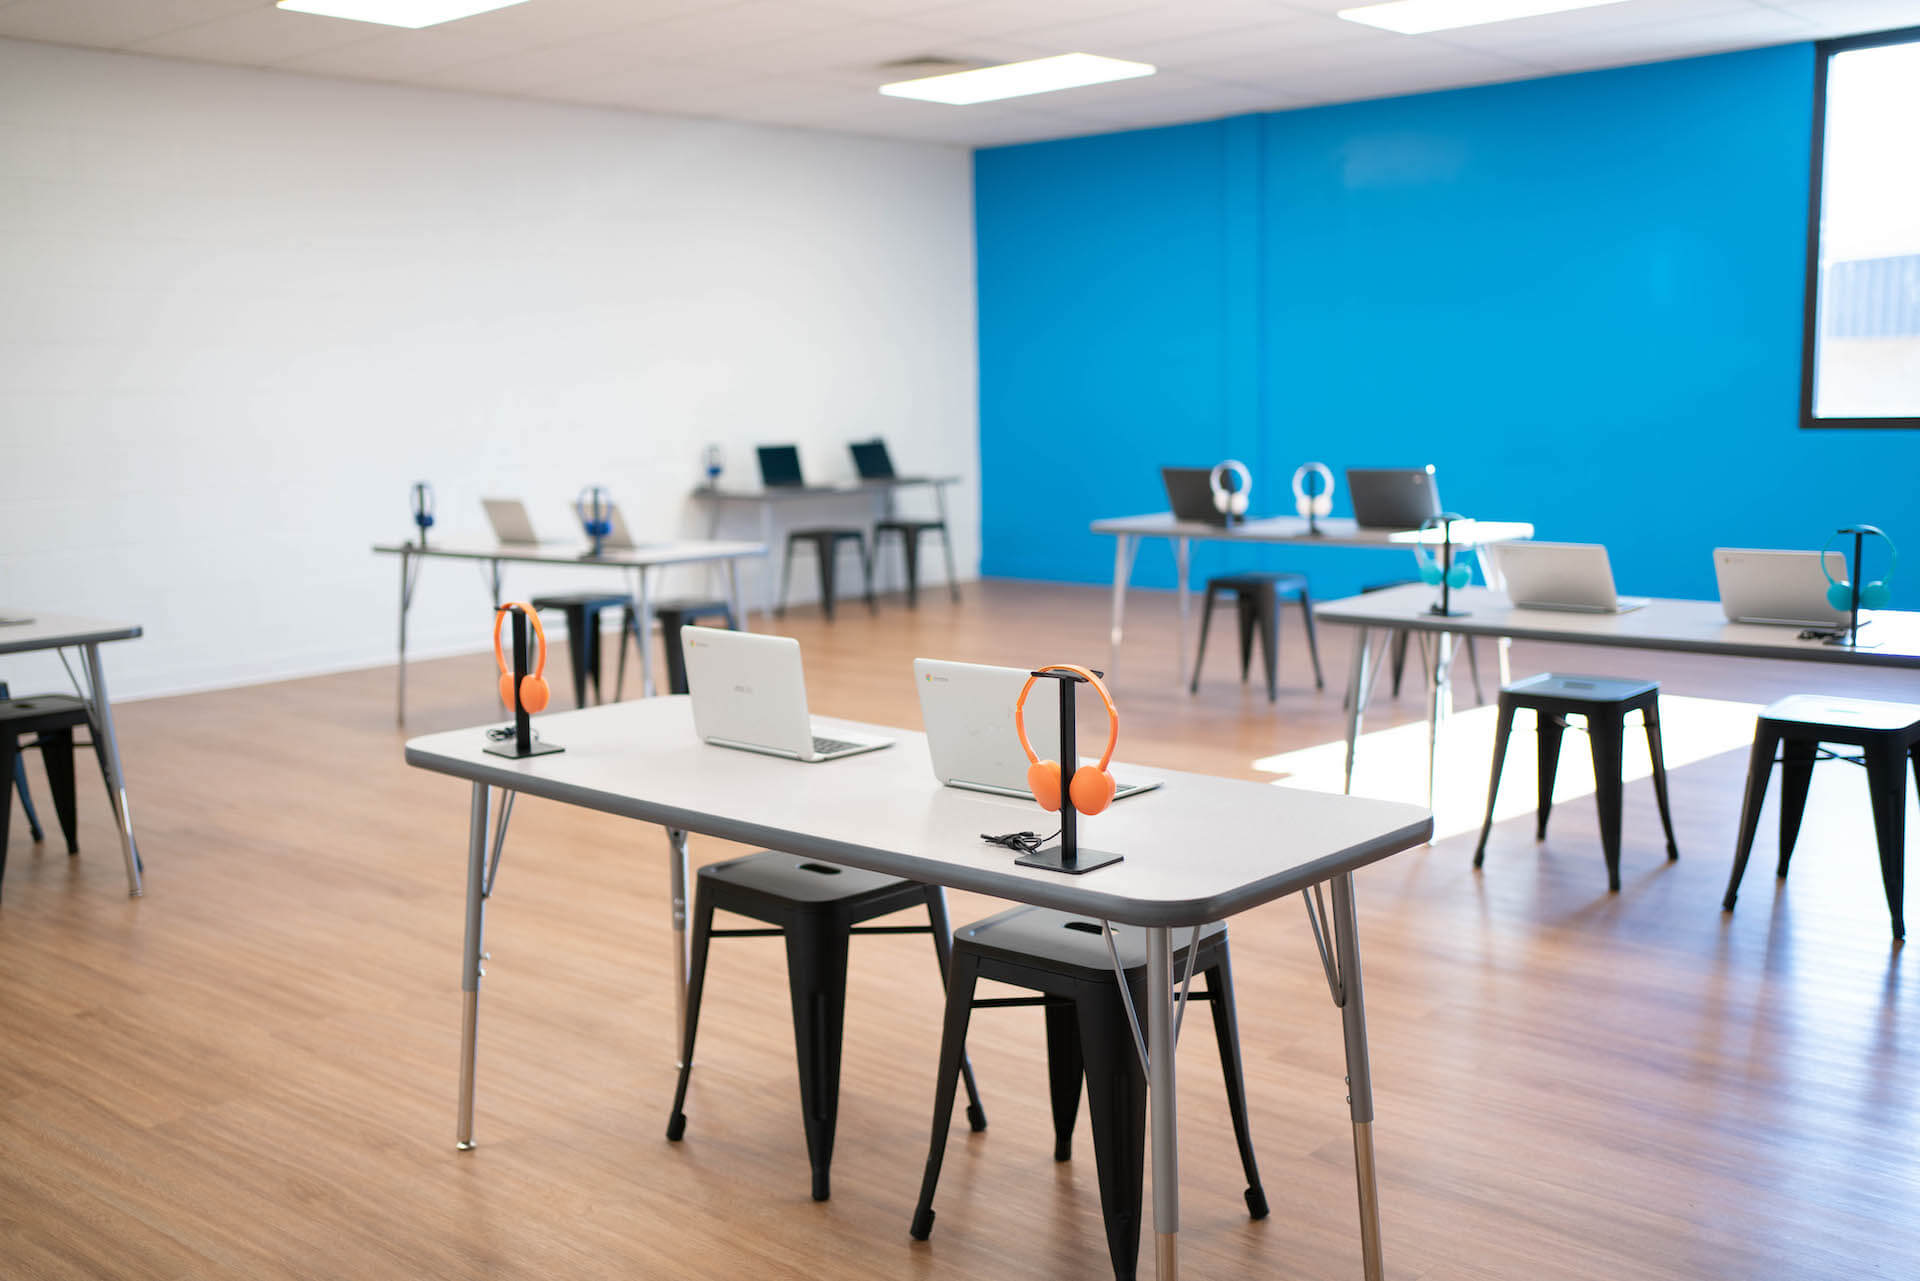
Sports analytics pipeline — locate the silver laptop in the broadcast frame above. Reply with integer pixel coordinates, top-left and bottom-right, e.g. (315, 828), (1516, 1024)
(1715, 548), (1847, 627)
(481, 498), (539, 545)
(1491, 541), (1648, 613)
(914, 658), (1161, 800)
(684, 628), (891, 762)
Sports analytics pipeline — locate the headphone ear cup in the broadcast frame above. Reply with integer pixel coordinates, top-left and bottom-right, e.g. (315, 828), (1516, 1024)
(519, 676), (550, 714)
(1861, 581), (1891, 610)
(1232, 491), (1249, 516)
(1447, 562), (1472, 589)
(1027, 760), (1063, 812)
(499, 671), (517, 709)
(1419, 561), (1441, 586)
(1828, 581), (1853, 611)
(1069, 767), (1116, 816)
(1314, 495), (1331, 518)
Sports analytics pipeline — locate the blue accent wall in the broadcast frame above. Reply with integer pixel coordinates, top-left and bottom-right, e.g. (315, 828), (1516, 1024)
(975, 44), (1920, 601)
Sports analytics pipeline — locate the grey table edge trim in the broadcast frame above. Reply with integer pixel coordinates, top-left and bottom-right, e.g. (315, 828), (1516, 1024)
(404, 745), (1433, 927)
(371, 543), (767, 567)
(0, 623), (144, 654)
(1313, 605), (1920, 669)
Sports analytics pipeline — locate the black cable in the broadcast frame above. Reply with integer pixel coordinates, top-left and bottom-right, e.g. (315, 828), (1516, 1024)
(981, 829), (1058, 856)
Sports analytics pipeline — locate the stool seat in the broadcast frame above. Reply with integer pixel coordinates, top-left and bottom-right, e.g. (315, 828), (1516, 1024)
(1725, 694), (1920, 940)
(1206, 570), (1307, 592)
(1474, 672), (1678, 891)
(527, 590), (630, 609)
(956, 906), (1226, 979)
(700, 850), (915, 906)
(0, 695), (90, 729)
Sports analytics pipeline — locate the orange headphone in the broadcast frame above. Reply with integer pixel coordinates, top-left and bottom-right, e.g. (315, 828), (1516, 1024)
(1014, 664), (1119, 817)
(492, 603), (551, 714)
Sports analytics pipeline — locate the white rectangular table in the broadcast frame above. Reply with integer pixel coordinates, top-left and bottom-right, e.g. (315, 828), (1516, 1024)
(1318, 584), (1920, 800)
(0, 613), (145, 895)
(694, 477), (959, 611)
(404, 698), (1432, 1280)
(1091, 513), (1535, 683)
(372, 537), (765, 724)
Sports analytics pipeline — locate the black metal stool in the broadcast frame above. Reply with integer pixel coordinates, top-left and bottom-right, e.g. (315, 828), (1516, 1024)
(1, 683), (45, 847)
(910, 906), (1265, 1281)
(873, 519), (960, 608)
(528, 591), (631, 707)
(778, 529), (875, 620)
(1190, 571), (1323, 701)
(667, 851), (985, 1202)
(617, 596), (735, 698)
(1723, 694), (1920, 941)
(1473, 673), (1679, 892)
(0, 693), (95, 901)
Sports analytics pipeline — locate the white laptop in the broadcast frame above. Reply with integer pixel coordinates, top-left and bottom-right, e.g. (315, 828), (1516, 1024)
(914, 658), (1161, 800)
(481, 498), (539, 545)
(1714, 548), (1848, 627)
(684, 628), (891, 762)
(1491, 541), (1648, 614)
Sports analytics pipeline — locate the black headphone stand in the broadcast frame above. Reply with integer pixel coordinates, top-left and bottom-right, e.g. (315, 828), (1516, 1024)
(484, 607), (565, 760)
(1014, 668), (1122, 876)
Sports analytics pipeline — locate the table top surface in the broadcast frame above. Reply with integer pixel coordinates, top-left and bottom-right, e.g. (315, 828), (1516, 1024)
(372, 537), (767, 567)
(1316, 584), (1920, 668)
(692, 476), (958, 501)
(1090, 513), (1534, 547)
(0, 613), (142, 655)
(405, 698), (1432, 927)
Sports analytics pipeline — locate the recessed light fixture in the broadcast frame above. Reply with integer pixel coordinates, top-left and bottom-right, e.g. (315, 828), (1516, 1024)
(879, 53), (1155, 105)
(275, 0), (530, 29)
(1337, 0), (1629, 35)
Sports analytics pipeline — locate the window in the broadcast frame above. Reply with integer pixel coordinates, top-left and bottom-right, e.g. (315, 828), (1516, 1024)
(1802, 26), (1920, 428)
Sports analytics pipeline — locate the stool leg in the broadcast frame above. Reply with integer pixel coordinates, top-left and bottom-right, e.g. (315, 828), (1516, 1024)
(1724, 725), (1780, 911)
(583, 606), (606, 705)
(1462, 635), (1484, 705)
(1297, 587), (1325, 691)
(817, 539), (838, 621)
(1536, 713), (1567, 841)
(666, 890), (718, 1141)
(1190, 586), (1220, 695)
(560, 607), (591, 708)
(1590, 712), (1627, 892)
(13, 753), (44, 843)
(39, 729), (80, 856)
(901, 529), (921, 608)
(1080, 989), (1148, 1281)
(662, 617), (692, 697)
(785, 914), (852, 1200)
(1257, 588), (1279, 703)
(614, 607), (636, 702)
(1235, 593), (1257, 685)
(1643, 703), (1680, 861)
(1204, 948), (1268, 1219)
(859, 535), (877, 612)
(0, 737), (17, 898)
(1775, 738), (1817, 877)
(1863, 741), (1907, 941)
(778, 538), (798, 617)
(920, 887), (986, 1132)
(1044, 1001), (1083, 1161)
(1474, 701), (1518, 869)
(1389, 630), (1409, 698)
(910, 950), (981, 1241)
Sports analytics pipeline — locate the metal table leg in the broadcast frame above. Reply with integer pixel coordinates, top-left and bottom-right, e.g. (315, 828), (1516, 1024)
(727, 557), (748, 632)
(634, 566), (656, 697)
(1173, 537), (1192, 687)
(759, 503), (778, 614)
(456, 782), (493, 1149)
(1147, 925), (1180, 1279)
(1108, 534), (1137, 670)
(1343, 628), (1377, 795)
(933, 481), (961, 601)
(1332, 872), (1386, 1281)
(396, 546), (414, 726)
(79, 642), (143, 897)
(1427, 632), (1456, 808)
(667, 827), (691, 1064)
(488, 558), (502, 609)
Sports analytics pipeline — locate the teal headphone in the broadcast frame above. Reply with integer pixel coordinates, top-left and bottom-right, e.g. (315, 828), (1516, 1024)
(1822, 525), (1897, 611)
(1416, 513), (1473, 589)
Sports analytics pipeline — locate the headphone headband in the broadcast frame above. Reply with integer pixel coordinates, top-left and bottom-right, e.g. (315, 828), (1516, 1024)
(1820, 525), (1899, 588)
(492, 602), (548, 682)
(1015, 664), (1119, 772)
(1209, 459), (1251, 499)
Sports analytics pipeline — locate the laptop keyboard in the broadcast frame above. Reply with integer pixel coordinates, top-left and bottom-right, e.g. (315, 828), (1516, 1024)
(812, 736), (862, 756)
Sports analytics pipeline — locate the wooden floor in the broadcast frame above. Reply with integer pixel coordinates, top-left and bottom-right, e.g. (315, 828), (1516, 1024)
(3, 579), (1917, 1281)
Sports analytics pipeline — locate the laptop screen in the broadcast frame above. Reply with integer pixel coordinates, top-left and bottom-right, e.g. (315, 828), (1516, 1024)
(1159, 466), (1227, 525)
(757, 445), (804, 488)
(849, 440), (895, 480)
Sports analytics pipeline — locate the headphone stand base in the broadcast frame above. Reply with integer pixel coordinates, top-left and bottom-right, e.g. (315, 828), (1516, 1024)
(1426, 606), (1470, 619)
(1015, 846), (1123, 875)
(483, 738), (566, 760)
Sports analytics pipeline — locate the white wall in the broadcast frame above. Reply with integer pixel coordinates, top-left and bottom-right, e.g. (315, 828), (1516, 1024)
(0, 38), (978, 700)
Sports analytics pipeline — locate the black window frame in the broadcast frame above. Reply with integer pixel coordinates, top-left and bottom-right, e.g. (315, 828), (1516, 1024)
(1800, 23), (1920, 430)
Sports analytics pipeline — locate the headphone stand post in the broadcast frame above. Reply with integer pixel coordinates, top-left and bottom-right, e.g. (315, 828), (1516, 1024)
(1015, 669), (1122, 876)
(1426, 516), (1470, 619)
(411, 481), (433, 550)
(1825, 526), (1880, 649)
(484, 607), (564, 759)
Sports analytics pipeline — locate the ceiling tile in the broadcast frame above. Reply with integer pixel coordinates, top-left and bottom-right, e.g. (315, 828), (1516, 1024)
(1504, 7), (1822, 69)
(125, 7), (387, 64)
(906, 0), (1169, 39)
(0, 0), (262, 48)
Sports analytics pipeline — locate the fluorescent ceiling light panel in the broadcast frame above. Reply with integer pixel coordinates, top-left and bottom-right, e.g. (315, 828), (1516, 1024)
(1337, 0), (1629, 35)
(275, 0), (530, 29)
(880, 53), (1155, 105)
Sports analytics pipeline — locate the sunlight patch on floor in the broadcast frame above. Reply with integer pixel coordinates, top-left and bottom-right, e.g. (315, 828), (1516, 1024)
(1252, 695), (1765, 840)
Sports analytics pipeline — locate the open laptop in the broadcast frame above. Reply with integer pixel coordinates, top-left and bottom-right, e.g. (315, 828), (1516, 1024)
(684, 628), (891, 762)
(1347, 466), (1442, 529)
(481, 498), (539, 545)
(915, 658), (1161, 800)
(757, 444), (805, 488)
(1491, 541), (1648, 613)
(1715, 548), (1848, 627)
(1160, 466), (1228, 526)
(850, 439), (895, 481)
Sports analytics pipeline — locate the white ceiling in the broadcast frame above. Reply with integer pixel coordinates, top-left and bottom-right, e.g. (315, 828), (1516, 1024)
(2, 0), (1916, 146)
